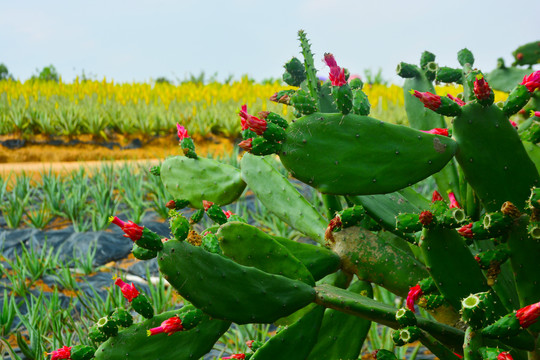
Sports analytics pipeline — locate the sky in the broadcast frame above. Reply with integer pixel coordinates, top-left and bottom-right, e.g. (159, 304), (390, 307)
(1, 0), (539, 84)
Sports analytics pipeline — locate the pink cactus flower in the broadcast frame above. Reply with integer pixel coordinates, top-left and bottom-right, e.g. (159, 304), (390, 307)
(431, 190), (444, 203)
(420, 128), (449, 136)
(406, 284), (423, 312)
(457, 223), (474, 239)
(324, 53), (347, 86)
(531, 110), (540, 118)
(147, 316), (183, 336)
(46, 346), (71, 360)
(447, 94), (466, 106)
(223, 210), (233, 219)
(448, 192), (460, 209)
(410, 90), (442, 111)
(114, 277), (140, 302)
(176, 124), (190, 141)
(521, 70), (540, 93)
(473, 74), (492, 100)
(109, 216), (143, 241)
(516, 301), (540, 328)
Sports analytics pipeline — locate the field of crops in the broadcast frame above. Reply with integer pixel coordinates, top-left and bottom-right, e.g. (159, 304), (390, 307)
(0, 78), (508, 140)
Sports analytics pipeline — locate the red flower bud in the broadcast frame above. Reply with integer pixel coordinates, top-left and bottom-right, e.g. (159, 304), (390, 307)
(431, 190), (444, 203)
(238, 138), (253, 152)
(406, 284), (423, 312)
(448, 192), (460, 209)
(419, 211), (433, 226)
(147, 316), (183, 336)
(521, 70), (540, 93)
(203, 200), (214, 212)
(324, 53), (347, 86)
(411, 90), (441, 111)
(223, 210), (233, 219)
(114, 277), (140, 302)
(498, 352), (513, 360)
(109, 216), (143, 241)
(246, 115), (267, 135)
(457, 223), (474, 239)
(473, 74), (492, 100)
(420, 128), (449, 136)
(509, 120), (518, 129)
(531, 110), (540, 118)
(516, 53), (524, 61)
(447, 94), (466, 106)
(165, 200), (176, 209)
(516, 301), (540, 328)
(46, 346), (71, 360)
(246, 340), (255, 349)
(223, 354), (246, 360)
(176, 124), (190, 141)
(239, 104), (249, 131)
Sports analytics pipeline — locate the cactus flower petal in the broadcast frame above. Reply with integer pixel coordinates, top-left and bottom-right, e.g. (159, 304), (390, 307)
(406, 285), (423, 312)
(223, 210), (233, 219)
(46, 346), (71, 360)
(324, 53), (347, 86)
(114, 278), (140, 302)
(176, 124), (190, 141)
(147, 316), (183, 336)
(448, 192), (460, 209)
(516, 301), (540, 328)
(420, 128), (449, 137)
(521, 70), (540, 93)
(447, 94), (465, 106)
(110, 216), (143, 241)
(410, 90), (441, 111)
(239, 105), (249, 131)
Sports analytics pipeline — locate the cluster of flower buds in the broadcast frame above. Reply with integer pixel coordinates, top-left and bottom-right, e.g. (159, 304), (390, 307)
(238, 105), (288, 156)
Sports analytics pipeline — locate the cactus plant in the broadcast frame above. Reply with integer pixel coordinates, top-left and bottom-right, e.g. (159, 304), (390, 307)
(48, 31), (540, 360)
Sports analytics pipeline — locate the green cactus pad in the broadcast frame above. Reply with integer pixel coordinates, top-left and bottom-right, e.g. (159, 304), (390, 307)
(217, 222), (315, 286)
(70, 345), (95, 360)
(94, 307), (230, 360)
(307, 281), (372, 360)
(240, 153), (328, 243)
(251, 306), (325, 360)
(329, 226), (428, 297)
(420, 227), (490, 310)
(452, 102), (540, 211)
(272, 236), (341, 281)
(161, 156), (246, 209)
(279, 113), (457, 196)
(158, 240), (316, 324)
(512, 40), (540, 66)
(486, 67), (532, 93)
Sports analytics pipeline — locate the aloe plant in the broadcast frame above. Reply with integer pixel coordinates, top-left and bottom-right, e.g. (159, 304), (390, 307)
(47, 32), (540, 360)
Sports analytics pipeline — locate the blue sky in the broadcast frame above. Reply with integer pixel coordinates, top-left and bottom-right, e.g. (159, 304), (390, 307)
(1, 0), (539, 84)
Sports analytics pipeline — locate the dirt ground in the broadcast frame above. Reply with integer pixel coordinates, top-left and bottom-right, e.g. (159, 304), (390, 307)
(0, 133), (236, 179)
